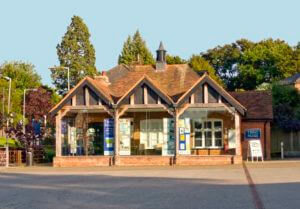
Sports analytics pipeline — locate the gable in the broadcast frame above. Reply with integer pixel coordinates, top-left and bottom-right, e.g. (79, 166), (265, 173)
(50, 78), (113, 115)
(116, 76), (173, 107)
(176, 75), (246, 115)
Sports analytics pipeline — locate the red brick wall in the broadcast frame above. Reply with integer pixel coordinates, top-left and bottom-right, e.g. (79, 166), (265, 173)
(53, 156), (113, 167)
(175, 155), (240, 165)
(115, 156), (173, 166)
(0, 149), (6, 166)
(241, 121), (271, 160)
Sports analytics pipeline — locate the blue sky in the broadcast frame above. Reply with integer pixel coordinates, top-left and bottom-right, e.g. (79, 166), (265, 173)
(1, 0), (300, 86)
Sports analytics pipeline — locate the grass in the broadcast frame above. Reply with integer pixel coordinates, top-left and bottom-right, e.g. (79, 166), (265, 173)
(0, 137), (22, 148)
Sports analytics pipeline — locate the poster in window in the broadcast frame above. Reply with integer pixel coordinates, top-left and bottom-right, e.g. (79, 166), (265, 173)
(162, 118), (175, 156)
(178, 119), (191, 154)
(104, 118), (114, 155)
(119, 118), (131, 155)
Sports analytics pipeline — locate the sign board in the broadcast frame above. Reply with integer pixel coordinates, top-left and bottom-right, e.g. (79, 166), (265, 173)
(228, 129), (236, 149)
(162, 118), (175, 156)
(247, 139), (263, 162)
(178, 118), (191, 155)
(104, 118), (114, 155)
(245, 129), (261, 140)
(119, 118), (131, 155)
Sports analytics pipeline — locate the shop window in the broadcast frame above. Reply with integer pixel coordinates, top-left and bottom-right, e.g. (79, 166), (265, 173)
(194, 119), (223, 148)
(140, 119), (163, 151)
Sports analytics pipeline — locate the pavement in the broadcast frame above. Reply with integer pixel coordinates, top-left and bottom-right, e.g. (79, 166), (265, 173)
(0, 161), (299, 209)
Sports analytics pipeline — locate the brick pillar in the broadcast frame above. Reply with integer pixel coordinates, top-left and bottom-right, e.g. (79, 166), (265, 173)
(55, 111), (62, 157)
(266, 121), (271, 160)
(234, 112), (241, 156)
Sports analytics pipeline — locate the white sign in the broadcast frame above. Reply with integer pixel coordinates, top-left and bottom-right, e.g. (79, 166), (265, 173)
(119, 118), (131, 155)
(248, 140), (263, 162)
(228, 129), (236, 149)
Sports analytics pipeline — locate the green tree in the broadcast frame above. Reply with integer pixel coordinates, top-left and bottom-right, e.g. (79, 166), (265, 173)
(166, 55), (186, 64)
(189, 55), (223, 85)
(54, 15), (97, 95)
(118, 30), (155, 65)
(0, 61), (41, 124)
(238, 39), (297, 90)
(202, 39), (253, 90)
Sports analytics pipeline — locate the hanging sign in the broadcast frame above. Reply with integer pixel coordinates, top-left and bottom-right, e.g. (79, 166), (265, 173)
(247, 139), (263, 162)
(119, 118), (131, 155)
(245, 129), (261, 140)
(162, 118), (175, 156)
(104, 118), (114, 155)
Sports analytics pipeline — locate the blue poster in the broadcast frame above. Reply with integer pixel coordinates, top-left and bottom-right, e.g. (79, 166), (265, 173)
(245, 129), (261, 140)
(104, 118), (114, 155)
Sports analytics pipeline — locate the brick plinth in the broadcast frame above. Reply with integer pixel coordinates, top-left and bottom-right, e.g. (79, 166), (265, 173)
(175, 155), (239, 165)
(115, 156), (173, 166)
(53, 156), (113, 167)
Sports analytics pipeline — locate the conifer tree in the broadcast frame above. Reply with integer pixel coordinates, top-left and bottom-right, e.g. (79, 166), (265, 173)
(118, 30), (155, 65)
(53, 15), (97, 95)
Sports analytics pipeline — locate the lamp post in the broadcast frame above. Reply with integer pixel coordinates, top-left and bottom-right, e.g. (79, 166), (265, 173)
(23, 88), (38, 134)
(0, 75), (11, 168)
(49, 66), (70, 91)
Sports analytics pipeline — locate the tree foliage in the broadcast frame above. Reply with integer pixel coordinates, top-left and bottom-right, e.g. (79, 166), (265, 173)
(166, 55), (187, 64)
(25, 86), (55, 124)
(202, 39), (299, 91)
(54, 15), (97, 95)
(0, 61), (41, 123)
(272, 84), (300, 131)
(118, 30), (155, 65)
(189, 55), (223, 85)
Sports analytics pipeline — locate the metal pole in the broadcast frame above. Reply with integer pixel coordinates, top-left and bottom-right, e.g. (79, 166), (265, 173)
(5, 78), (11, 168)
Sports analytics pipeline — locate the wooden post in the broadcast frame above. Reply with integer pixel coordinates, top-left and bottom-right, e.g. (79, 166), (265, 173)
(235, 112), (241, 156)
(144, 86), (148, 104)
(72, 95), (76, 106)
(204, 84), (208, 103)
(55, 111), (62, 157)
(190, 94), (195, 104)
(85, 87), (90, 106)
(130, 94), (135, 105)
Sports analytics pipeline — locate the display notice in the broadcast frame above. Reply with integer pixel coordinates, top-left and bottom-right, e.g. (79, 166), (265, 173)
(178, 118), (191, 155)
(247, 139), (263, 162)
(228, 129), (236, 149)
(104, 118), (114, 155)
(162, 118), (175, 156)
(119, 118), (131, 155)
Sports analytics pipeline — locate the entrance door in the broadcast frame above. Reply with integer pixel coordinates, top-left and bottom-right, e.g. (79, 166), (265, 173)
(88, 122), (104, 155)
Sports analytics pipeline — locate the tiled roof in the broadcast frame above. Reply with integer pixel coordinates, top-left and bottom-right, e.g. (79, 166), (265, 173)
(106, 64), (200, 102)
(279, 73), (300, 85)
(230, 91), (273, 120)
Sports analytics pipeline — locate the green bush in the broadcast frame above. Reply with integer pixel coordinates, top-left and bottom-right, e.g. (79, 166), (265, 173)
(0, 137), (22, 148)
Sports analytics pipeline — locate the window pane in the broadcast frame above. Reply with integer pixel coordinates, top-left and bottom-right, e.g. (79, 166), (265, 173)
(204, 131), (212, 147)
(195, 121), (202, 129)
(195, 131), (202, 139)
(214, 121), (222, 128)
(215, 139), (222, 147)
(214, 131), (222, 138)
(195, 139), (202, 147)
(204, 121), (212, 129)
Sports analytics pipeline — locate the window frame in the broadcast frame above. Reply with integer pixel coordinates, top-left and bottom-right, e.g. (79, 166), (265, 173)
(193, 119), (223, 149)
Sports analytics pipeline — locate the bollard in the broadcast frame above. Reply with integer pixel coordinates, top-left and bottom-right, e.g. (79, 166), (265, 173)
(26, 151), (33, 166)
(280, 141), (284, 160)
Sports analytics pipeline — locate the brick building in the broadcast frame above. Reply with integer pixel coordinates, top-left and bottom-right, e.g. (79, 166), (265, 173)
(50, 42), (273, 167)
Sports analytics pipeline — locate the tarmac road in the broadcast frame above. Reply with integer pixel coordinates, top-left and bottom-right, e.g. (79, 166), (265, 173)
(0, 162), (299, 209)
